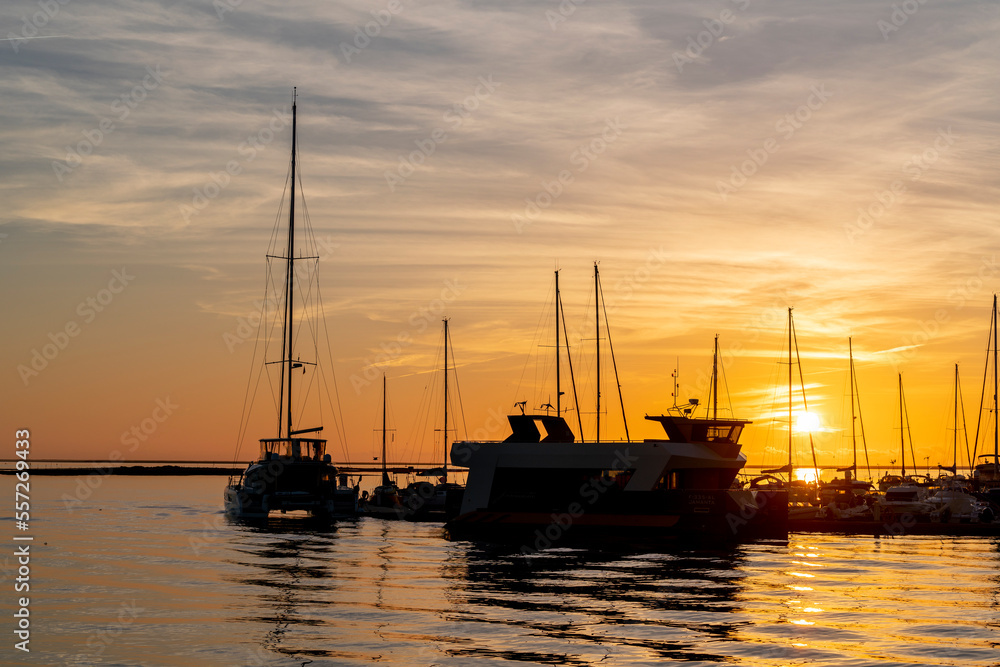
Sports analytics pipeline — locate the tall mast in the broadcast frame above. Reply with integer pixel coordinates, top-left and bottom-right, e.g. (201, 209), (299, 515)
(787, 308), (793, 470)
(382, 374), (389, 486)
(284, 88), (297, 439)
(849, 338), (857, 481)
(712, 334), (719, 420)
(559, 286), (585, 441)
(899, 373), (905, 477)
(555, 270), (561, 417)
(595, 263), (600, 442)
(598, 269), (630, 442)
(443, 318), (449, 484)
(993, 294), (998, 464)
(953, 363), (959, 472)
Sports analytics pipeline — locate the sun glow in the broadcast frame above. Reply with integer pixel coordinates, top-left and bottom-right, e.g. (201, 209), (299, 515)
(794, 468), (819, 484)
(794, 411), (822, 433)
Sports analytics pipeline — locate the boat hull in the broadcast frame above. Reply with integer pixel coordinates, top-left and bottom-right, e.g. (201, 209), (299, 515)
(225, 486), (358, 519)
(224, 464), (359, 520)
(445, 489), (787, 544)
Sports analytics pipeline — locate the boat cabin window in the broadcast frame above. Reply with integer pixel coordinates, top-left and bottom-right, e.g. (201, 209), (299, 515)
(304, 441), (325, 460)
(885, 490), (918, 502)
(258, 439), (326, 460)
(655, 471), (682, 490)
(702, 425), (741, 443)
(654, 468), (739, 490)
(685, 424), (742, 443)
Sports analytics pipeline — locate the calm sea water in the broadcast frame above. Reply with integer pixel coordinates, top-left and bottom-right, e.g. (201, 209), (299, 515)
(3, 475), (999, 666)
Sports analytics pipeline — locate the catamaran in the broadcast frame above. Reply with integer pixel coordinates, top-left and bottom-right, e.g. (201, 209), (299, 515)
(224, 91), (358, 519)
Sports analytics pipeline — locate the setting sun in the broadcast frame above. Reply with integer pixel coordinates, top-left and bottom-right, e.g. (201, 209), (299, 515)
(794, 411), (822, 433)
(794, 469), (820, 484)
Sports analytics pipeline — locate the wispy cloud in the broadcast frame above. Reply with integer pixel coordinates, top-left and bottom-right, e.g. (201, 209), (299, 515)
(1, 0), (998, 462)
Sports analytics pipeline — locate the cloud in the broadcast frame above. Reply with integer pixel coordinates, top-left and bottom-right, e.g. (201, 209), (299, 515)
(2, 0), (998, 460)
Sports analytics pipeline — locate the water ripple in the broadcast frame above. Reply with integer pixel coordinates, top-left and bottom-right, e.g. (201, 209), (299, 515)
(17, 477), (1000, 666)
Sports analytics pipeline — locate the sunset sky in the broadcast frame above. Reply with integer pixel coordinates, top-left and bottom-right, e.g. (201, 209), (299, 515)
(2, 0), (998, 476)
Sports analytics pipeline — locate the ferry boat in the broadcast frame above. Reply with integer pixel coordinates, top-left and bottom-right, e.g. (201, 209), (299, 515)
(444, 311), (786, 545)
(224, 91), (358, 519)
(445, 407), (786, 544)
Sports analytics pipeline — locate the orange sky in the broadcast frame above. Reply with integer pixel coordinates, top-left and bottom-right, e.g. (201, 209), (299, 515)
(2, 0), (998, 473)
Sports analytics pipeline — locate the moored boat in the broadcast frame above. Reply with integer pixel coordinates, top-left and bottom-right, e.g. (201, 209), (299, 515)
(445, 406), (786, 545)
(224, 91), (358, 520)
(445, 279), (785, 545)
(396, 318), (465, 521)
(362, 375), (406, 519)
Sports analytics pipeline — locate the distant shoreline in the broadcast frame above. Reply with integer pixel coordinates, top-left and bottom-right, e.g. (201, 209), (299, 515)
(0, 465), (241, 476)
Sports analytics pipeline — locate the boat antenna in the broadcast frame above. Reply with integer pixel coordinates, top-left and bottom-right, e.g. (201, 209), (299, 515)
(671, 359), (679, 409)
